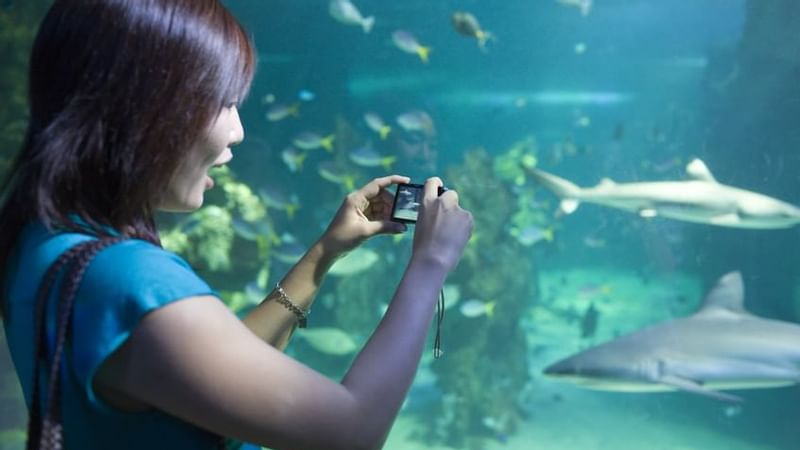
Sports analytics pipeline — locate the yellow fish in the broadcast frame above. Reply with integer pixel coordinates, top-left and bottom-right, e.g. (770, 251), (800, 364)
(451, 11), (494, 51)
(392, 30), (432, 63)
(298, 327), (358, 355)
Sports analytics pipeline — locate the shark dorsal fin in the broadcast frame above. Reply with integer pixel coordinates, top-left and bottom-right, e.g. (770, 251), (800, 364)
(696, 271), (747, 315)
(685, 158), (717, 183)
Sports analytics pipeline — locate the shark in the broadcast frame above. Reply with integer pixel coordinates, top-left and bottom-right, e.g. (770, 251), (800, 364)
(543, 271), (800, 402)
(523, 158), (800, 229)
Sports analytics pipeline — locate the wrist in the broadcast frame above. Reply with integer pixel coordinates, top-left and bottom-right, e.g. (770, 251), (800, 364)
(407, 254), (449, 283)
(309, 237), (345, 269)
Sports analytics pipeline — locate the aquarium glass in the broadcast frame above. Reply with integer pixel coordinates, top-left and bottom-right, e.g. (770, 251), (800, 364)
(2, 1), (800, 449)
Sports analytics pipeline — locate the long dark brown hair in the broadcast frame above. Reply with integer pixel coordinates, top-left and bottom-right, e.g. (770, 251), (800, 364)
(0, 0), (255, 317)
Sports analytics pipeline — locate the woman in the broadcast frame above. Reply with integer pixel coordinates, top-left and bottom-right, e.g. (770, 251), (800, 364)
(0, 1), (473, 449)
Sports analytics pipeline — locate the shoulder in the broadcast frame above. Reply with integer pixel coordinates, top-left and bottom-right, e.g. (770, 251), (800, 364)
(93, 238), (197, 275)
(84, 238), (214, 304)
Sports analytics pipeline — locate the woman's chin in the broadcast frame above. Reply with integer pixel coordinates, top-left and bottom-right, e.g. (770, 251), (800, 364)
(157, 196), (204, 212)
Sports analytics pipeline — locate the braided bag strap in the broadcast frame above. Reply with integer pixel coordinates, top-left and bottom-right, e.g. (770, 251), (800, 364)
(26, 236), (128, 450)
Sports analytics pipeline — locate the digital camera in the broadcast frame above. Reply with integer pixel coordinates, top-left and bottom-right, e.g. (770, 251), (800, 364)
(390, 183), (448, 224)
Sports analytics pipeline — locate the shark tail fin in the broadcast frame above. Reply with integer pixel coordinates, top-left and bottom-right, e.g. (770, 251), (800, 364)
(362, 16), (375, 34)
(523, 166), (582, 214)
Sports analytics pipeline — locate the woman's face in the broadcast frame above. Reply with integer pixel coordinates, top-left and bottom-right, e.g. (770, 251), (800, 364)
(160, 105), (244, 212)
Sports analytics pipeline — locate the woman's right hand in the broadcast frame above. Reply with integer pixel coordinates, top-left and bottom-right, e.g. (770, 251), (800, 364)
(411, 177), (473, 273)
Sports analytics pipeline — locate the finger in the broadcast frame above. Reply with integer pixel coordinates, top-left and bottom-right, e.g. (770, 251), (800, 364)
(379, 186), (395, 206)
(359, 174), (412, 200)
(366, 219), (407, 235)
(440, 188), (459, 205)
(423, 177), (444, 201)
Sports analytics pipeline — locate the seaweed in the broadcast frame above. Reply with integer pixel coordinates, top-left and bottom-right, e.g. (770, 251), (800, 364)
(0, 2), (52, 442)
(0, 1), (52, 180)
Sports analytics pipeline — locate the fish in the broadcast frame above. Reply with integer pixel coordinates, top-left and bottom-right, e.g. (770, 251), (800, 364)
(580, 302), (599, 338)
(297, 327), (359, 355)
(442, 283), (461, 310)
(258, 186), (300, 219)
(575, 115), (591, 128)
(363, 112), (392, 140)
(391, 30), (432, 63)
(232, 217), (275, 242)
(293, 131), (335, 152)
(556, 0), (592, 17)
(396, 110), (435, 137)
(451, 11), (494, 51)
(280, 146), (307, 172)
(266, 102), (300, 122)
(317, 161), (356, 191)
(524, 158), (800, 229)
(481, 416), (510, 443)
(583, 236), (607, 248)
(612, 122), (625, 141)
(297, 89), (315, 102)
(509, 225), (554, 246)
(262, 93), (276, 104)
(175, 214), (203, 235)
(544, 271), (800, 402)
(577, 283), (612, 298)
(329, 0), (375, 33)
(272, 233), (306, 264)
(348, 145), (396, 171)
(459, 299), (496, 318)
(328, 247), (379, 276)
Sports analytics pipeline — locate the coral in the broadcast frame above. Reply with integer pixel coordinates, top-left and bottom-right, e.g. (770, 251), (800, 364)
(158, 166), (278, 317)
(492, 135), (538, 187)
(330, 258), (396, 333)
(213, 166), (267, 222)
(184, 205), (234, 272)
(413, 147), (534, 448)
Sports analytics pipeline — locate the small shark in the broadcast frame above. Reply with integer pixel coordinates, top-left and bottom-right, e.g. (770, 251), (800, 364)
(524, 159), (800, 229)
(543, 272), (800, 402)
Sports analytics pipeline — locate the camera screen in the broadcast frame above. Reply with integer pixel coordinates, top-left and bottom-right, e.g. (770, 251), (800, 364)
(391, 183), (424, 223)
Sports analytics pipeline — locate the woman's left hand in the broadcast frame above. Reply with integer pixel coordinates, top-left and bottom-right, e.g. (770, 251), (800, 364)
(319, 174), (411, 256)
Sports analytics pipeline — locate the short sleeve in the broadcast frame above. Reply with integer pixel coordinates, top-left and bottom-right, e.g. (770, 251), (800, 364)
(69, 239), (218, 411)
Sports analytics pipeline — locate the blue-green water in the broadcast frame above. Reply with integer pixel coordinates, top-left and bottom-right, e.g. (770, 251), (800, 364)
(4, 1), (800, 449)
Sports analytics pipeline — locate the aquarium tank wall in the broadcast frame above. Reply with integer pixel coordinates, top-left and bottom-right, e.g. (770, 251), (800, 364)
(2, 1), (800, 449)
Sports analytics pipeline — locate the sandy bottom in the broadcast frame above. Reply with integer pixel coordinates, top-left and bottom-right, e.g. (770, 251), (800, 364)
(382, 266), (798, 450)
(384, 399), (785, 450)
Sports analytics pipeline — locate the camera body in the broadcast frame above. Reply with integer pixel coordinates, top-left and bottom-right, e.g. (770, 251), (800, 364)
(390, 183), (448, 224)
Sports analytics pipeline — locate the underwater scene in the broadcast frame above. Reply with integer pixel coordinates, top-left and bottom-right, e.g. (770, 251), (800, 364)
(3, 0), (800, 449)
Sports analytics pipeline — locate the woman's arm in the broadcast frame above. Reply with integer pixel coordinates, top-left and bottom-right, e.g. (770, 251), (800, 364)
(240, 239), (336, 349)
(241, 175), (410, 349)
(97, 177), (472, 450)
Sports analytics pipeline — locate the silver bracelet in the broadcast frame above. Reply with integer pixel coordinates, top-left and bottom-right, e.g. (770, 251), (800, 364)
(270, 282), (309, 328)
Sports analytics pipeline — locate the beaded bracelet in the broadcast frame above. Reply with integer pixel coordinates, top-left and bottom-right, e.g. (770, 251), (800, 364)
(271, 282), (309, 328)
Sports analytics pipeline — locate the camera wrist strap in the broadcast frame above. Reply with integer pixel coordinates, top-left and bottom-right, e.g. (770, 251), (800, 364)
(433, 288), (444, 359)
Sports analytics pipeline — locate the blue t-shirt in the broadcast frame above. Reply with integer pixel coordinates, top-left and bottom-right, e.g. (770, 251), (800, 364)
(3, 222), (224, 449)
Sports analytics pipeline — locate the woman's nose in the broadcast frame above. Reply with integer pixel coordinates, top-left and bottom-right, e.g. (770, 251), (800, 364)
(230, 106), (244, 146)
